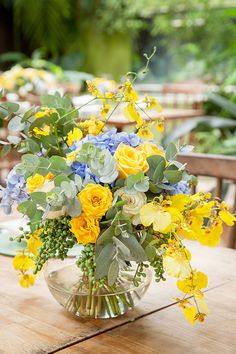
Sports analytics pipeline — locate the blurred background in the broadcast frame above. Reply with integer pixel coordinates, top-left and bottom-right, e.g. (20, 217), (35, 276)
(0, 0), (236, 247)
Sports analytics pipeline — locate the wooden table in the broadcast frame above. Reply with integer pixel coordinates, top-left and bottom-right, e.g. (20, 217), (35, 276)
(0, 242), (236, 354)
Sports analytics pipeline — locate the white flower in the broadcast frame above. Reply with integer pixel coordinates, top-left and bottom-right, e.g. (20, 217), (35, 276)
(114, 187), (147, 225)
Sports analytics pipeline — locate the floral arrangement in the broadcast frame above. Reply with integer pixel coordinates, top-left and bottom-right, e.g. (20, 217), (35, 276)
(0, 65), (57, 97)
(0, 58), (235, 323)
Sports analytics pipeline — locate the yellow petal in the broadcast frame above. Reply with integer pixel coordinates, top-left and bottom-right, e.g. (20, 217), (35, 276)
(124, 103), (143, 125)
(182, 306), (197, 325)
(219, 210), (236, 226)
(153, 211), (172, 232)
(19, 274), (35, 288)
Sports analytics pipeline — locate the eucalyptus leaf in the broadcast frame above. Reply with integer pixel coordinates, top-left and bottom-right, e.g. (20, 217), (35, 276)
(165, 142), (178, 161)
(31, 192), (47, 206)
(8, 116), (25, 132)
(67, 198), (81, 217)
(7, 135), (21, 145)
(119, 235), (147, 262)
(17, 200), (37, 218)
(95, 243), (116, 279)
(107, 259), (119, 286)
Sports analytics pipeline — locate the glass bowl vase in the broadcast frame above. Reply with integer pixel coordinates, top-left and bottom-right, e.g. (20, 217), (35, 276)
(44, 259), (152, 319)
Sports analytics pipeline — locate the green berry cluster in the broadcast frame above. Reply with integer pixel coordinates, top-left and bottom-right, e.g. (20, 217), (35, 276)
(77, 244), (106, 290)
(35, 216), (77, 273)
(133, 262), (148, 287)
(151, 254), (166, 282)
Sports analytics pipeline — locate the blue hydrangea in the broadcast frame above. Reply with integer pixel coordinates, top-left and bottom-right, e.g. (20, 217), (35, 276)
(70, 161), (100, 183)
(167, 181), (190, 196)
(72, 128), (144, 155)
(0, 168), (29, 214)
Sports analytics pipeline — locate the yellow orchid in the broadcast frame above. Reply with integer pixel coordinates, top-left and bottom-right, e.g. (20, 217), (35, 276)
(33, 125), (50, 137)
(163, 247), (191, 278)
(124, 103), (143, 125)
(140, 202), (172, 232)
(144, 95), (163, 112)
(13, 254), (35, 272)
(137, 125), (154, 140)
(67, 127), (83, 146)
(19, 274), (35, 288)
(177, 271), (208, 294)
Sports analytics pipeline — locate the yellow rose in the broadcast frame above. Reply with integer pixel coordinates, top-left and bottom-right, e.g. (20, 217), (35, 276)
(26, 174), (45, 193)
(70, 214), (100, 244)
(137, 142), (165, 157)
(78, 184), (112, 218)
(114, 143), (149, 179)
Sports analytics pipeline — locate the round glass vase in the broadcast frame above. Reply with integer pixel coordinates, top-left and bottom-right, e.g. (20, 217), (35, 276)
(44, 259), (152, 319)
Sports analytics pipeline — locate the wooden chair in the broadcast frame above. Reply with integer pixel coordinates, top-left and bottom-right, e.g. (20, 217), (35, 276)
(177, 153), (236, 248)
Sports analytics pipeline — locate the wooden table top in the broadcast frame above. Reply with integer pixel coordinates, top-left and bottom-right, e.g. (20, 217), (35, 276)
(0, 242), (235, 354)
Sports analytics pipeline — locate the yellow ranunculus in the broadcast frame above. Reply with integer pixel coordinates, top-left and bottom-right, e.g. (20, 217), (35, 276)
(137, 141), (165, 157)
(19, 274), (35, 288)
(114, 143), (149, 179)
(13, 254), (35, 272)
(32, 125), (50, 136)
(140, 202), (172, 232)
(67, 127), (83, 146)
(26, 174), (45, 193)
(79, 117), (104, 136)
(70, 214), (100, 244)
(78, 184), (112, 218)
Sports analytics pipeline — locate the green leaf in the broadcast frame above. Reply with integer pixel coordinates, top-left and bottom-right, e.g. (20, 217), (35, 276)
(147, 155), (165, 178)
(67, 198), (81, 217)
(7, 135), (21, 145)
(22, 154), (39, 172)
(97, 225), (115, 245)
(0, 144), (11, 157)
(31, 192), (47, 206)
(41, 93), (72, 110)
(50, 156), (69, 174)
(17, 201), (37, 218)
(149, 181), (162, 194)
(1, 102), (20, 114)
(54, 175), (71, 187)
(119, 235), (147, 262)
(95, 243), (116, 279)
(165, 142), (178, 161)
(113, 236), (130, 259)
(8, 116), (25, 132)
(21, 107), (35, 122)
(29, 210), (43, 232)
(153, 160), (165, 184)
(36, 157), (50, 176)
(164, 169), (182, 184)
(107, 259), (119, 286)
(145, 244), (156, 261)
(27, 139), (40, 153)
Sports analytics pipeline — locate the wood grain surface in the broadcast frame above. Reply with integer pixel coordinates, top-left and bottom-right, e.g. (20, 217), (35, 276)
(0, 242), (235, 354)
